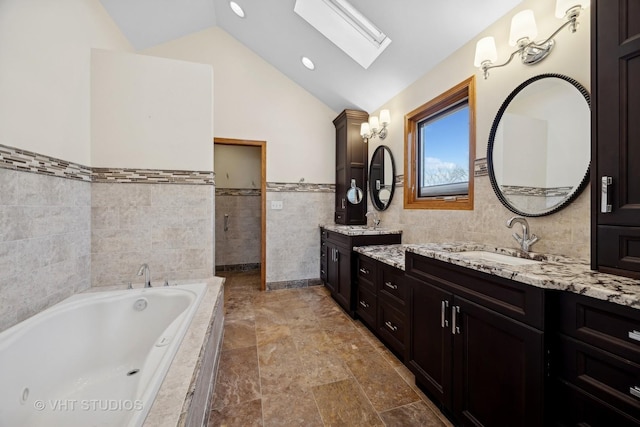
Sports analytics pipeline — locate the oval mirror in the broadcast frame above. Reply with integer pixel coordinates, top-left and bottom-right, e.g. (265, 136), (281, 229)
(346, 179), (363, 204)
(488, 74), (590, 217)
(369, 145), (396, 211)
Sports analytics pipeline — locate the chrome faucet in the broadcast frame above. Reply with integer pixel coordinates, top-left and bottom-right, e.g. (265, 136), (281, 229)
(137, 263), (151, 288)
(506, 216), (539, 252)
(365, 211), (381, 229)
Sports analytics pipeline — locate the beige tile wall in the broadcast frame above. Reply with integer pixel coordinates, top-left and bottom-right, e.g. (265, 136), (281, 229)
(91, 183), (214, 287)
(266, 191), (334, 284)
(215, 194), (261, 267)
(376, 176), (590, 261)
(0, 168), (91, 332)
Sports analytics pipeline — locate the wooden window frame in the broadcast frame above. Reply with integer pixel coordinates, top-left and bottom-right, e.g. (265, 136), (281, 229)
(404, 76), (476, 210)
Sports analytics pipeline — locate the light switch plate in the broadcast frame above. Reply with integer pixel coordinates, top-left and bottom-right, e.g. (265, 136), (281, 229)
(271, 200), (283, 210)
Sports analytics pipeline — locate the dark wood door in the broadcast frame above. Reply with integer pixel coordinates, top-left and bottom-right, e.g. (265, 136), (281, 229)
(335, 118), (347, 223)
(325, 242), (338, 295)
(452, 296), (544, 427)
(333, 244), (352, 312)
(593, 0), (640, 275)
(407, 276), (453, 409)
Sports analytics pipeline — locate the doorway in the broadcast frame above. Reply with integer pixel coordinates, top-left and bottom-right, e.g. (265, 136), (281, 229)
(214, 138), (266, 291)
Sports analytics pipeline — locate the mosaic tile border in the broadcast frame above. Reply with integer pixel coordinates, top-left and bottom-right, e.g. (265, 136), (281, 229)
(474, 157), (488, 177)
(267, 182), (335, 193)
(500, 185), (572, 197)
(215, 188), (261, 196)
(92, 168), (214, 185)
(0, 144), (92, 181)
(0, 144), (214, 185)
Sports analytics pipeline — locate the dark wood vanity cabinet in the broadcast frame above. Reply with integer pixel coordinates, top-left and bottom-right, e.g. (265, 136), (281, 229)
(320, 229), (400, 317)
(333, 109), (368, 225)
(550, 292), (640, 427)
(592, 0), (640, 277)
(405, 252), (546, 427)
(355, 254), (409, 361)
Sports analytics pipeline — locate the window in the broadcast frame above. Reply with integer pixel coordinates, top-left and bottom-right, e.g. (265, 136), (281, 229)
(404, 76), (475, 210)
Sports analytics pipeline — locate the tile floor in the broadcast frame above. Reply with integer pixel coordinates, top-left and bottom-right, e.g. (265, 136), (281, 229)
(208, 271), (454, 426)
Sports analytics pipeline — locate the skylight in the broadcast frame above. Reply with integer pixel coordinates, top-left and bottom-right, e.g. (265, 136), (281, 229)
(294, 0), (392, 69)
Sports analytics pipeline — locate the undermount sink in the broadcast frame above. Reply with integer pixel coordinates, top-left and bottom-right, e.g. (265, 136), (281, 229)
(455, 251), (542, 266)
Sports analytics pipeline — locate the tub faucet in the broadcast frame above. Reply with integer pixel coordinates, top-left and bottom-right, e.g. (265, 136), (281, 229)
(137, 263), (151, 288)
(365, 211), (381, 229)
(506, 216), (539, 252)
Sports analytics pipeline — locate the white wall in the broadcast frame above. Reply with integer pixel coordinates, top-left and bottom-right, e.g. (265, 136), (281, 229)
(91, 49), (214, 171)
(142, 27), (337, 184)
(214, 145), (261, 189)
(0, 0), (132, 165)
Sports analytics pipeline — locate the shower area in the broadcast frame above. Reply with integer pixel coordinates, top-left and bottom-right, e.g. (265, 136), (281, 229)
(214, 143), (262, 274)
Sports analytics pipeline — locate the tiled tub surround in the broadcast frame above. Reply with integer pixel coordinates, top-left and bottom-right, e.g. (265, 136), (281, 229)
(354, 243), (640, 309)
(266, 184), (334, 290)
(215, 189), (260, 270)
(0, 167), (91, 333)
(91, 182), (214, 287)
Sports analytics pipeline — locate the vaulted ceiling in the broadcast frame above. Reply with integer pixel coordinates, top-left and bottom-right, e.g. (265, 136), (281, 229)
(99, 0), (522, 112)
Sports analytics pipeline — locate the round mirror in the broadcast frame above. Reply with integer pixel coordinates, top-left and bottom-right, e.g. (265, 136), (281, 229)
(369, 145), (396, 211)
(488, 74), (590, 217)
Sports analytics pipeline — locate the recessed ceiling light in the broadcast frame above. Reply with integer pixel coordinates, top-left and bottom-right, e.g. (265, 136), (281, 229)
(229, 1), (245, 18)
(301, 56), (315, 70)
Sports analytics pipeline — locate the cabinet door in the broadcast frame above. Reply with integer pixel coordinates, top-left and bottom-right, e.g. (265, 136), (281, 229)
(333, 245), (352, 312)
(325, 242), (337, 294)
(594, 0), (640, 274)
(407, 276), (453, 408)
(452, 296), (544, 427)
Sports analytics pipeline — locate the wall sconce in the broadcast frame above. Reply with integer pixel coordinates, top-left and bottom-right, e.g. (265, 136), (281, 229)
(474, 0), (589, 79)
(360, 109), (390, 142)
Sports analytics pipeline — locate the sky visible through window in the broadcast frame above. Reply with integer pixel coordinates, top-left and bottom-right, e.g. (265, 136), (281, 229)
(419, 104), (469, 188)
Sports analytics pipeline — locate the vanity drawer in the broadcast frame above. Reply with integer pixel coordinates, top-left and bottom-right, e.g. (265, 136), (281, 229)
(558, 292), (640, 361)
(553, 379), (640, 427)
(356, 286), (377, 330)
(379, 265), (407, 308)
(557, 334), (640, 419)
(357, 255), (377, 291)
(378, 301), (407, 360)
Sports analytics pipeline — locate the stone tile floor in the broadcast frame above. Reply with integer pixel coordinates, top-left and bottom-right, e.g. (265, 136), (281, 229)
(208, 271), (454, 426)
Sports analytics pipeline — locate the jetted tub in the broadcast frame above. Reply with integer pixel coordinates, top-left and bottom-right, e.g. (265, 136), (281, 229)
(0, 283), (208, 427)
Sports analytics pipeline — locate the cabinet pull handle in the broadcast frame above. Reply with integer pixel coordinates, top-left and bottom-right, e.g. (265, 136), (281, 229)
(384, 281), (398, 290)
(320, 270), (325, 275)
(601, 176), (613, 213)
(385, 321), (398, 332)
(629, 330), (640, 342)
(335, 249), (339, 262)
(341, 198), (346, 209)
(359, 300), (369, 308)
(630, 386), (640, 399)
(451, 305), (460, 335)
(441, 300), (449, 328)
(359, 268), (369, 275)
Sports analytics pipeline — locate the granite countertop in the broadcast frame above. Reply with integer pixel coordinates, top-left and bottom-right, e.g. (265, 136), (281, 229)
(321, 224), (403, 236)
(354, 242), (640, 310)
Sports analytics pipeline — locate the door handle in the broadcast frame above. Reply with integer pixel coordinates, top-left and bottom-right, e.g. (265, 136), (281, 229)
(451, 305), (460, 335)
(441, 300), (449, 328)
(601, 176), (612, 213)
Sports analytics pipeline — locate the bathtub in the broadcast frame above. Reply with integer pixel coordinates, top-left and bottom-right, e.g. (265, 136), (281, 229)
(0, 282), (208, 427)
